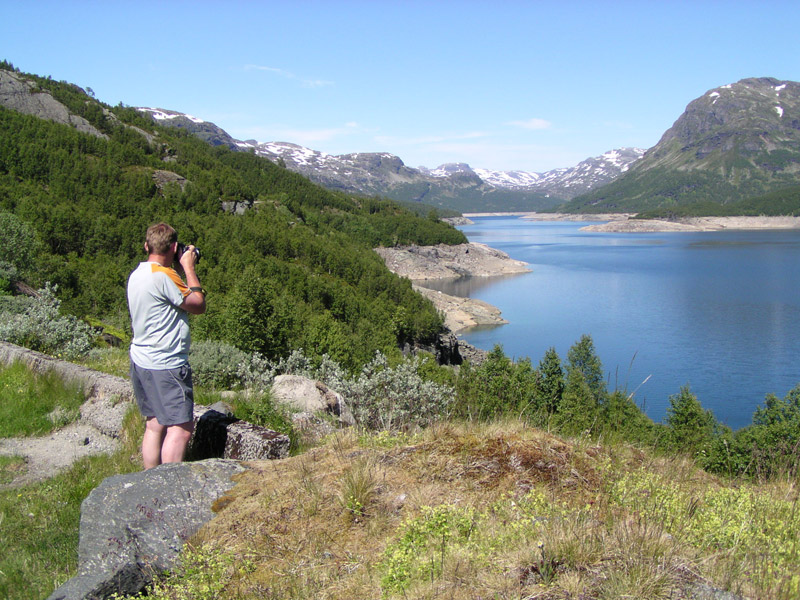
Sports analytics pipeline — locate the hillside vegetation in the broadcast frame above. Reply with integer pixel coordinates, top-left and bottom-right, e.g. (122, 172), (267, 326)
(562, 78), (800, 215)
(0, 63), (466, 370)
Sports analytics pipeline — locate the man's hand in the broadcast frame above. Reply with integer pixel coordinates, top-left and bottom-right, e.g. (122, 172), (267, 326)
(179, 245), (206, 315)
(179, 244), (198, 273)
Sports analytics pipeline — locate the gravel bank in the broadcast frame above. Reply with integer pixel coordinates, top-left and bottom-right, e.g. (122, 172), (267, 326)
(582, 215), (800, 232)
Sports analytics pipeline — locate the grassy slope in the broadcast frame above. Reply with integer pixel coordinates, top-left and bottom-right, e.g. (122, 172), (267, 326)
(190, 423), (799, 600)
(2, 363), (798, 600)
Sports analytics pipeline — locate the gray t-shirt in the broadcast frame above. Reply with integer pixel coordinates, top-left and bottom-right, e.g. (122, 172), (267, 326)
(127, 261), (191, 369)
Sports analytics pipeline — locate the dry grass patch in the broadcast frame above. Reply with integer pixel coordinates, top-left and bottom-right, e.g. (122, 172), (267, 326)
(182, 421), (796, 599)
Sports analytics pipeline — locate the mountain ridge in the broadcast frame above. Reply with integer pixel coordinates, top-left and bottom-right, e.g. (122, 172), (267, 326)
(135, 107), (644, 213)
(564, 77), (800, 214)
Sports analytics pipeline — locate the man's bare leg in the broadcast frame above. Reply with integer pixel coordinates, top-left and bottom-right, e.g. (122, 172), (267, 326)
(160, 422), (194, 464)
(142, 417), (166, 469)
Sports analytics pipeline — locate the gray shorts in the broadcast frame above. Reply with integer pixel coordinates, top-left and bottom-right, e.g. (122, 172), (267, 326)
(130, 362), (194, 426)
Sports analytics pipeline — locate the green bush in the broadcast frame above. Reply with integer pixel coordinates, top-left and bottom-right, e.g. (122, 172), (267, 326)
(661, 385), (717, 459)
(453, 345), (543, 421)
(189, 340), (251, 389)
(0, 284), (95, 359)
(704, 385), (800, 479)
(339, 353), (454, 431)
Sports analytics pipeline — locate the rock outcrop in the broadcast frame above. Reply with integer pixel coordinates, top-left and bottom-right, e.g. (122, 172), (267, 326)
(46, 459), (246, 600)
(374, 242), (530, 281)
(413, 285), (508, 332)
(0, 70), (108, 139)
(374, 243), (529, 336)
(0, 342), (290, 486)
(187, 407), (290, 462)
(0, 341), (133, 437)
(271, 374), (355, 426)
(581, 215), (800, 233)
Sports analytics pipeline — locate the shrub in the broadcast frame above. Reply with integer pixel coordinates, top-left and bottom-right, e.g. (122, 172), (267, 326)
(553, 369), (598, 436)
(0, 283), (94, 359)
(189, 340), (251, 389)
(259, 349), (453, 431)
(704, 385), (800, 478)
(453, 345), (542, 421)
(190, 344), (456, 432)
(661, 385), (717, 458)
(333, 352), (454, 431)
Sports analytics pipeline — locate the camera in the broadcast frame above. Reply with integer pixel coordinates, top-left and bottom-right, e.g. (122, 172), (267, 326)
(176, 243), (201, 264)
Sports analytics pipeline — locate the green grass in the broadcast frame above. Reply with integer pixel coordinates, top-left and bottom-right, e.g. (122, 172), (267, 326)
(0, 455), (26, 485)
(0, 361), (143, 600)
(78, 346), (132, 379)
(0, 409), (142, 600)
(0, 362), (86, 438)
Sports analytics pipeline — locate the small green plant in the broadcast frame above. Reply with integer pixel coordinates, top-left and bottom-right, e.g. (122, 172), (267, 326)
(380, 504), (477, 593)
(608, 467), (800, 596)
(0, 455), (26, 485)
(111, 543), (237, 600)
(337, 457), (378, 520)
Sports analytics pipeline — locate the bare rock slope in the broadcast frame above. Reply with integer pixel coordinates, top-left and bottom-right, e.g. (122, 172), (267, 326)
(374, 242), (529, 281)
(375, 243), (530, 333)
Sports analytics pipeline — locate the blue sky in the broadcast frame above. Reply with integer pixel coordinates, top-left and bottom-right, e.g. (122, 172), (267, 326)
(2, 0), (799, 172)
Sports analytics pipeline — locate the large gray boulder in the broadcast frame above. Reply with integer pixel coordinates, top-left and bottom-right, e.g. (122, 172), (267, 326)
(271, 374), (354, 426)
(47, 459), (246, 600)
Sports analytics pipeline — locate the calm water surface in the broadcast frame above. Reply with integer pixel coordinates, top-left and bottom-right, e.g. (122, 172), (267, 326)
(427, 216), (800, 429)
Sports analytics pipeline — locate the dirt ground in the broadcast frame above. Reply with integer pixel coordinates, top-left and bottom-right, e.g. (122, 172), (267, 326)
(0, 421), (120, 489)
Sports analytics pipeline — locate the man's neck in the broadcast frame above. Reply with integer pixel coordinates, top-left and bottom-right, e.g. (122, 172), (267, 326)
(147, 254), (172, 267)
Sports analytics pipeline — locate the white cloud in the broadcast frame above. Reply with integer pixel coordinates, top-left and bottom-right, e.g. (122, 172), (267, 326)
(243, 64), (333, 88)
(507, 117), (552, 130)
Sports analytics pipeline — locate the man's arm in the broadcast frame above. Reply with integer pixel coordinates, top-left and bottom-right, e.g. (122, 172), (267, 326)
(179, 245), (206, 315)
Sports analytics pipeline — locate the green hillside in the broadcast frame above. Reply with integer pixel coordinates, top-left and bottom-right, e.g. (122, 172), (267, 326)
(562, 78), (800, 215)
(0, 64), (467, 369)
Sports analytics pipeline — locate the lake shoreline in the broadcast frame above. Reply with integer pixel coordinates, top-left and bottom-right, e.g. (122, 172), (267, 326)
(374, 242), (530, 333)
(459, 212), (800, 232)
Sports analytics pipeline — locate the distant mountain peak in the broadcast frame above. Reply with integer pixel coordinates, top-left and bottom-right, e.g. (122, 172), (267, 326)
(136, 105), (645, 212)
(564, 76), (800, 213)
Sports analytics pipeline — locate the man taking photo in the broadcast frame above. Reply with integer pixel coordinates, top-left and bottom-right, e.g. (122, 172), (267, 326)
(127, 222), (206, 469)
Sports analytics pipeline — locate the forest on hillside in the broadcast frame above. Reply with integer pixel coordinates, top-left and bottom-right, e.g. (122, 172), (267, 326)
(0, 65), (466, 369)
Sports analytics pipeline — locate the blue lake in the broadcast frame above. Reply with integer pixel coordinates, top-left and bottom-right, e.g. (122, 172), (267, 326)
(425, 216), (800, 430)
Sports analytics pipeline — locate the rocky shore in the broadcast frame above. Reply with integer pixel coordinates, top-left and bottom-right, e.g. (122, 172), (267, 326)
(413, 285), (508, 332)
(374, 242), (530, 281)
(374, 242), (530, 333)
(580, 215), (800, 232)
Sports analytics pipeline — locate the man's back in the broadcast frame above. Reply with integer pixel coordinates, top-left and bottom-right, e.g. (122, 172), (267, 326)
(127, 261), (190, 370)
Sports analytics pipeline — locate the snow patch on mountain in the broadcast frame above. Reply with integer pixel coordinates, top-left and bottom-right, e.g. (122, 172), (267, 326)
(136, 105), (646, 202)
(138, 107), (204, 124)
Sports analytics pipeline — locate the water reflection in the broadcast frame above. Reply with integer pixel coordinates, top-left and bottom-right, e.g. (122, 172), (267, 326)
(453, 217), (800, 430)
(415, 273), (531, 298)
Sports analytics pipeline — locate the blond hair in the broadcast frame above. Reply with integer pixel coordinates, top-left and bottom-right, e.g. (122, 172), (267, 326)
(145, 223), (177, 255)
